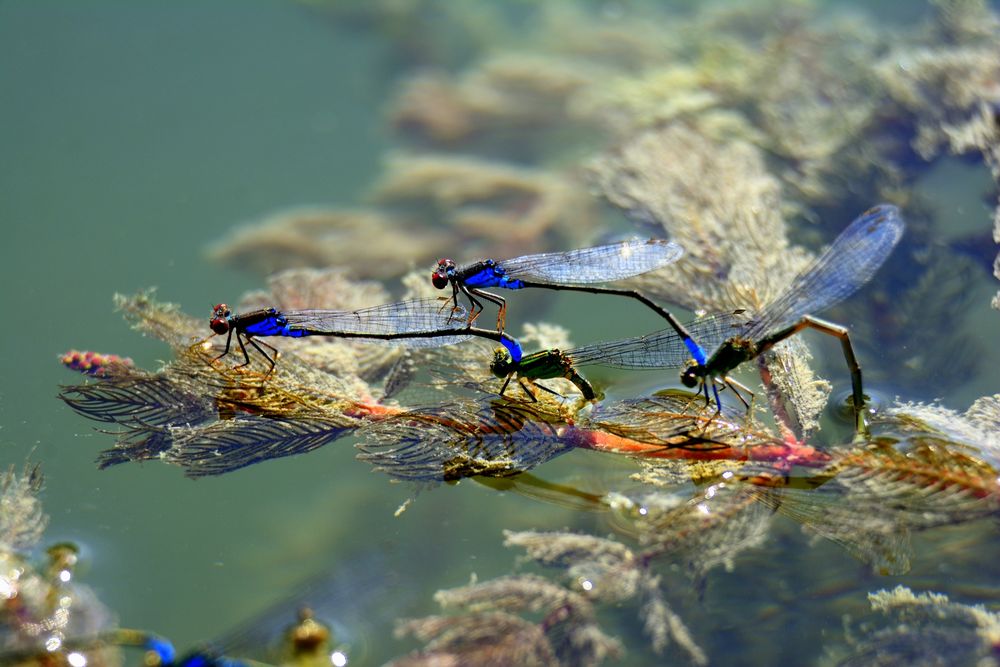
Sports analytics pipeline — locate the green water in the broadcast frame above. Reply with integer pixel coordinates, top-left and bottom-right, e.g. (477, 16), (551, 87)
(0, 2), (612, 660)
(2, 2), (1000, 666)
(0, 0), (401, 650)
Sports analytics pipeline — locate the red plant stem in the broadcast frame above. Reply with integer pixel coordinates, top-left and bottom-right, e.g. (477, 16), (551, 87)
(342, 399), (833, 467)
(561, 426), (832, 467)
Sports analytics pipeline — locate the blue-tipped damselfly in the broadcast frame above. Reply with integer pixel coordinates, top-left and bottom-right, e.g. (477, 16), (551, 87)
(209, 298), (523, 374)
(679, 204), (904, 432)
(431, 238), (687, 332)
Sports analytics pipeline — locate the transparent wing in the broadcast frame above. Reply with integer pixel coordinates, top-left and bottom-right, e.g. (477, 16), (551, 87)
(282, 298), (470, 347)
(565, 311), (750, 369)
(497, 239), (683, 284)
(745, 205), (903, 340)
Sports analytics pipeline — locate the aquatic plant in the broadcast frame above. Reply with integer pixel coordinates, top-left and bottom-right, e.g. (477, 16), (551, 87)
(58, 281), (1000, 663)
(209, 155), (601, 280)
(590, 125), (835, 436)
(59, 350), (134, 378)
(828, 585), (1000, 666)
(206, 208), (452, 280)
(0, 464), (120, 666)
(49, 1), (1000, 663)
(0, 464), (46, 554)
(380, 395), (1000, 663)
(391, 573), (625, 667)
(942, 104), (1000, 312)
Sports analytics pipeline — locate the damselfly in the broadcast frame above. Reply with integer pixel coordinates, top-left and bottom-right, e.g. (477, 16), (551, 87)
(680, 204), (904, 433)
(431, 238), (685, 332)
(489, 348), (600, 401)
(209, 298), (523, 374)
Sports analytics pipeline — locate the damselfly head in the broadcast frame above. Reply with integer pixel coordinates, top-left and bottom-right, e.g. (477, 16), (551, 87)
(680, 363), (704, 388)
(431, 259), (454, 289)
(210, 303), (232, 335)
(489, 347), (513, 378)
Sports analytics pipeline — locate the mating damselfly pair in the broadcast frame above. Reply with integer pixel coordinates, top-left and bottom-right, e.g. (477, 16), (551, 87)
(209, 205), (903, 434)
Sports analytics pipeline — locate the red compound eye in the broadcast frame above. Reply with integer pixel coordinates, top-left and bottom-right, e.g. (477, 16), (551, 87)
(210, 303), (231, 334)
(431, 271), (449, 289)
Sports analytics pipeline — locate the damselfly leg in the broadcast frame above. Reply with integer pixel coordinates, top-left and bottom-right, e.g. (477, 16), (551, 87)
(753, 314), (867, 435)
(214, 328), (279, 375)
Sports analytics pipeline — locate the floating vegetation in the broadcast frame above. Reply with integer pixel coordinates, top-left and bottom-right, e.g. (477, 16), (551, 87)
(57, 285), (1000, 662)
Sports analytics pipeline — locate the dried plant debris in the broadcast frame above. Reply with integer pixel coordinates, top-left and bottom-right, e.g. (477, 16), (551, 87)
(830, 585), (1000, 667)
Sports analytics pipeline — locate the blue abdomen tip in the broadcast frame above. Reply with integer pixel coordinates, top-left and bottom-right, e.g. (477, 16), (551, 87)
(504, 339), (523, 363)
(500, 276), (524, 290)
(145, 637), (177, 664)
